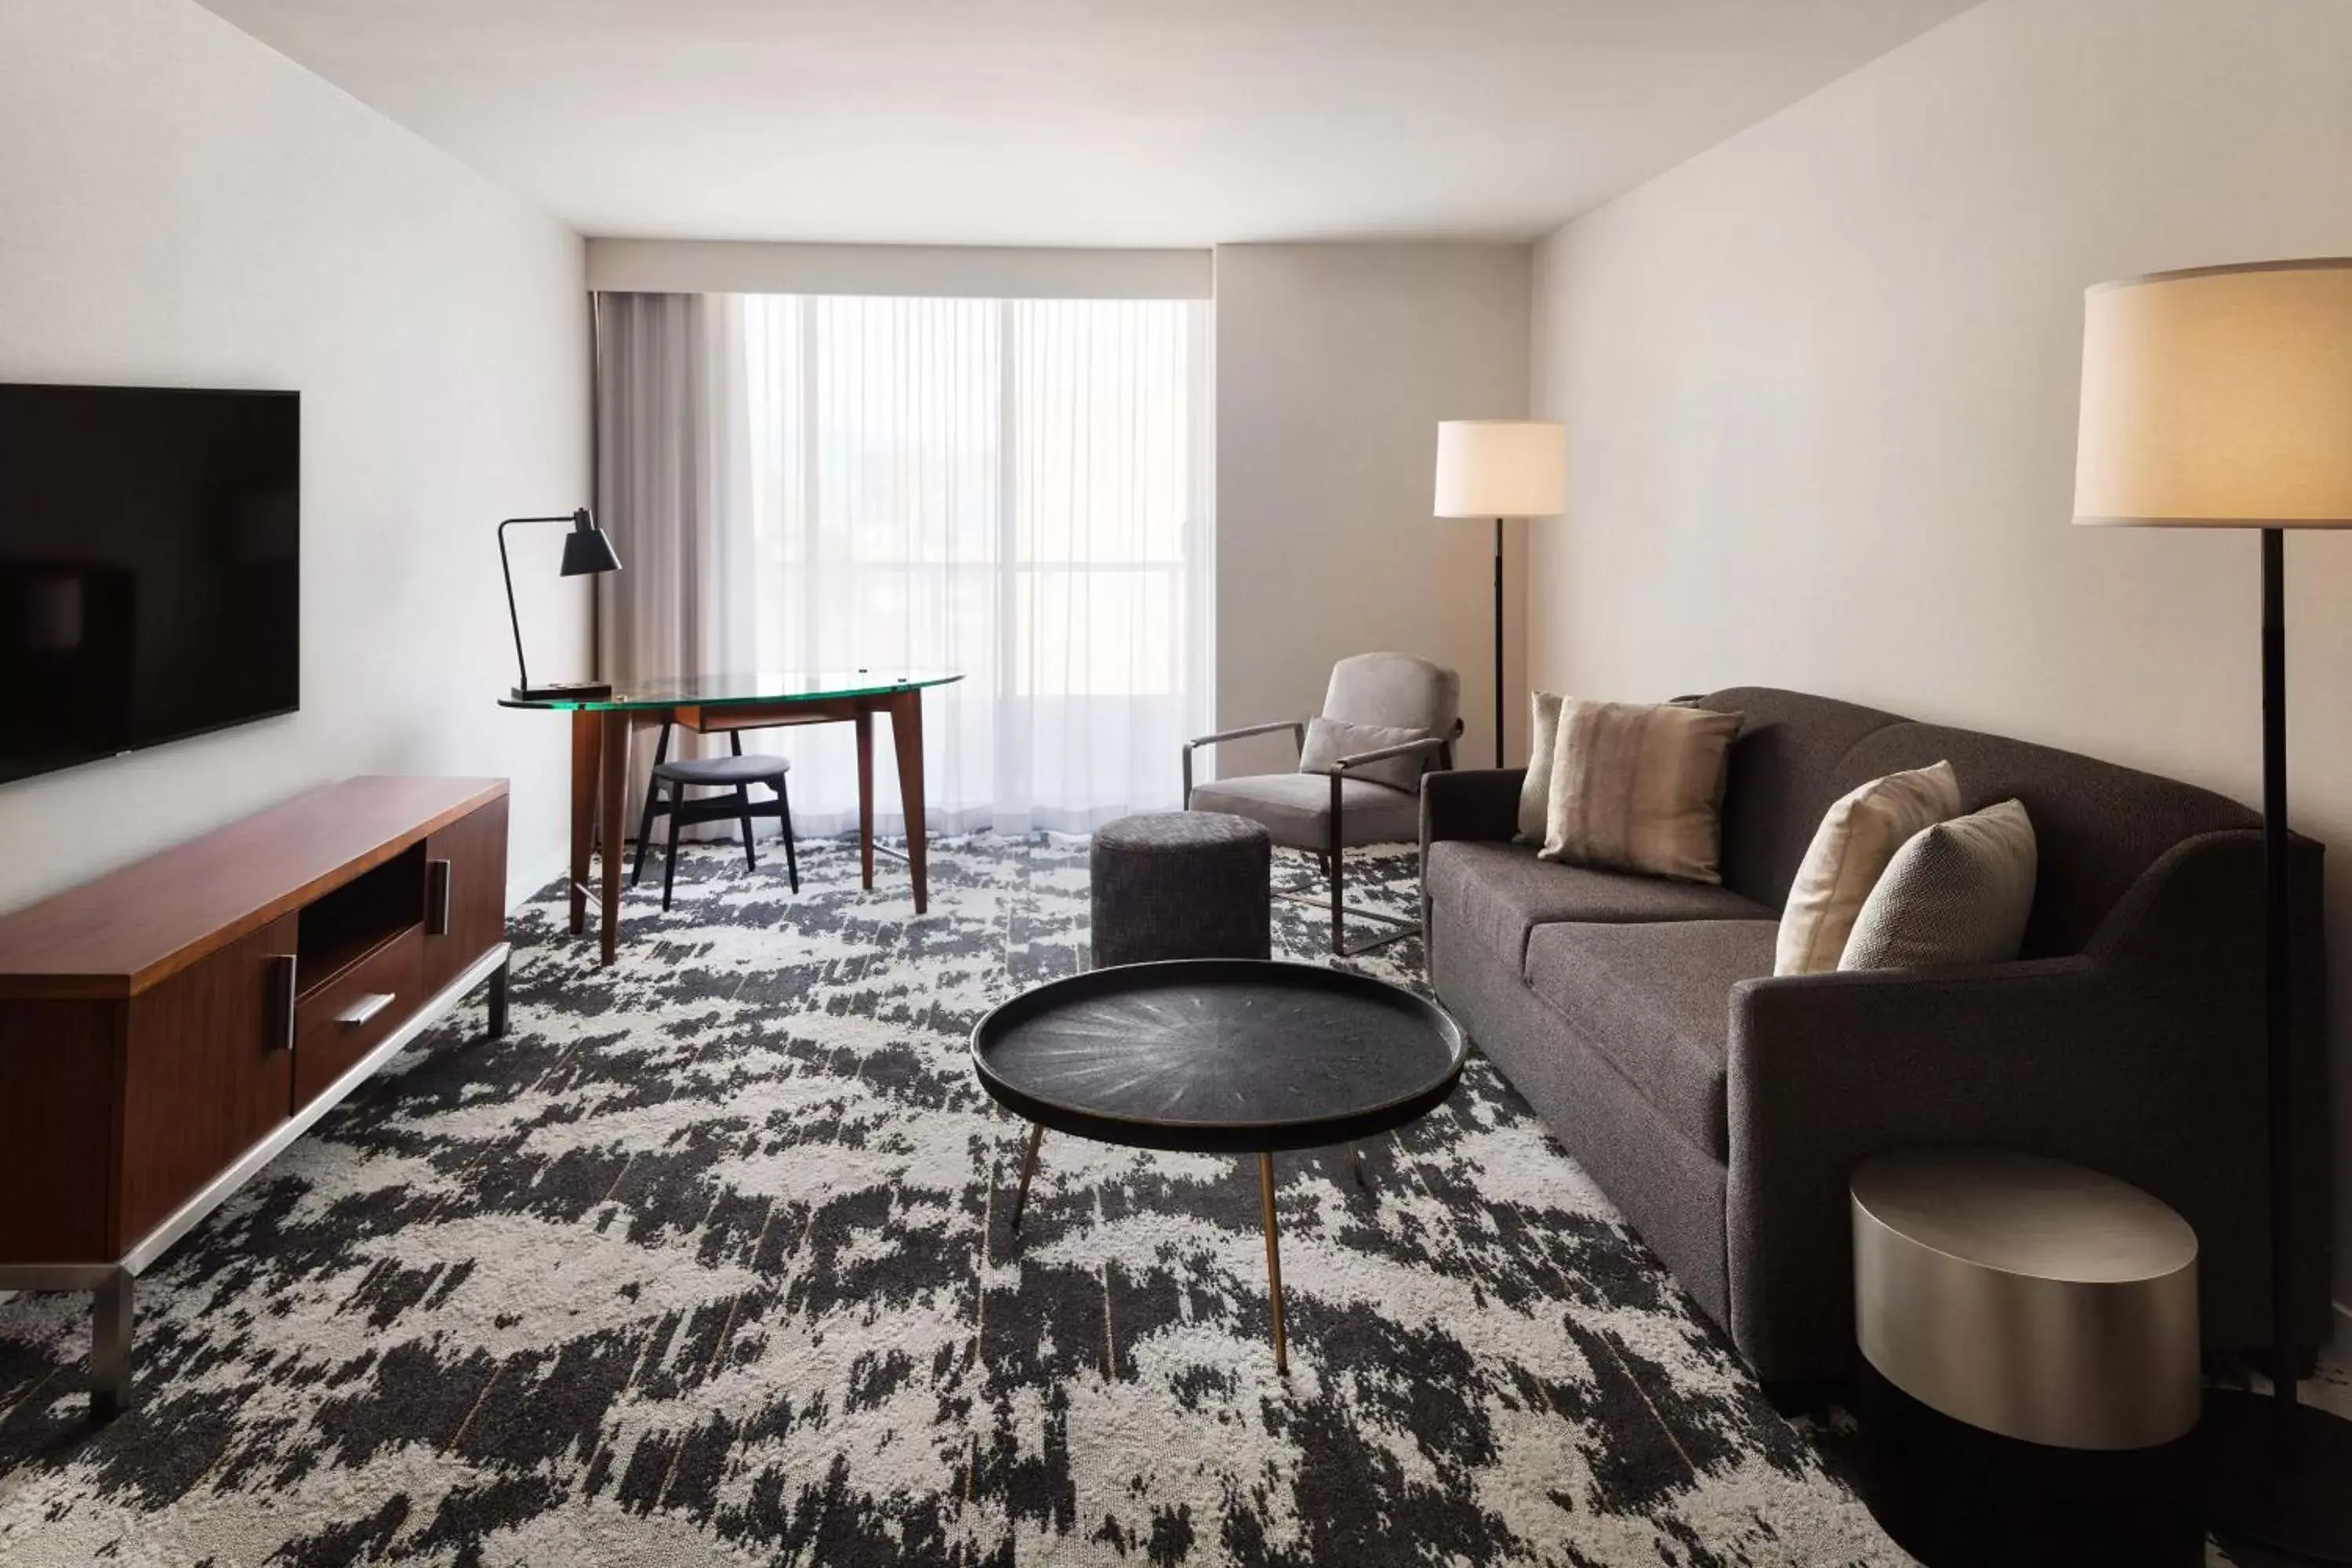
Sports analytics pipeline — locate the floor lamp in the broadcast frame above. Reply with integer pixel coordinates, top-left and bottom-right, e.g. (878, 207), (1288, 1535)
(1434, 420), (1567, 768)
(2074, 256), (2352, 1561)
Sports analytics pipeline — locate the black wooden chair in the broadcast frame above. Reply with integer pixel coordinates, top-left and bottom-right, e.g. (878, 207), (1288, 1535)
(631, 722), (800, 909)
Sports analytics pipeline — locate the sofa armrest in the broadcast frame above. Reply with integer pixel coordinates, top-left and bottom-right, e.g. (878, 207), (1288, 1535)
(1419, 768), (1525, 856)
(1722, 826), (2328, 1380)
(1725, 956), (2185, 1378)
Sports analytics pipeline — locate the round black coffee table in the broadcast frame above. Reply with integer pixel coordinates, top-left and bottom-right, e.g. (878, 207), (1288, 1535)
(971, 958), (1467, 1374)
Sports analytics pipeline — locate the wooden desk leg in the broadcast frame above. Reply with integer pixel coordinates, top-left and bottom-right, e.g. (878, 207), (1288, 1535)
(599, 709), (630, 966)
(569, 710), (601, 936)
(890, 689), (930, 914)
(855, 709), (875, 892)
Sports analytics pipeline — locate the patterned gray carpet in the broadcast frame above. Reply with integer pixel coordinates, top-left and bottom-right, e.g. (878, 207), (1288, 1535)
(0, 832), (1911, 1566)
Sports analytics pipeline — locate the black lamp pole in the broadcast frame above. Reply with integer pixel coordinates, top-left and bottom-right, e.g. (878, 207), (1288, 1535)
(499, 507), (622, 702)
(1492, 516), (1505, 768)
(2199, 525), (2352, 1562)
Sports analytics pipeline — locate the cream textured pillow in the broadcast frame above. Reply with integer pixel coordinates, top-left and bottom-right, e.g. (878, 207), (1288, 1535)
(1775, 760), (1962, 976)
(1517, 691), (1564, 842)
(1537, 699), (1743, 884)
(1841, 799), (2037, 972)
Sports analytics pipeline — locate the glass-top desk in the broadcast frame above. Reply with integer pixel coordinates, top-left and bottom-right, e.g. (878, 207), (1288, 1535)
(502, 672), (964, 964)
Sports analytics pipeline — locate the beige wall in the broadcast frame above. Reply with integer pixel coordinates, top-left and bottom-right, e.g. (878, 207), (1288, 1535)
(1214, 242), (1532, 775)
(1529, 0), (2352, 1319)
(0, 0), (590, 911)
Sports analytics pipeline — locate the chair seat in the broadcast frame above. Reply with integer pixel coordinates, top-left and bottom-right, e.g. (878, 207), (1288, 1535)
(653, 753), (789, 786)
(1186, 772), (1419, 850)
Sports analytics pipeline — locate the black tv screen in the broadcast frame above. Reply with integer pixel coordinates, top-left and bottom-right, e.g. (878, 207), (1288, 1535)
(0, 384), (299, 786)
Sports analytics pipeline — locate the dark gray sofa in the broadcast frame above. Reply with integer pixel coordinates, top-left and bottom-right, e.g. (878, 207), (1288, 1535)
(1422, 685), (2330, 1383)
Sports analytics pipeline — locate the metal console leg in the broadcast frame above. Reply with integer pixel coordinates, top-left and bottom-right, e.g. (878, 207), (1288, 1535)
(486, 956), (511, 1039)
(91, 1269), (132, 1419)
(1259, 1152), (1288, 1377)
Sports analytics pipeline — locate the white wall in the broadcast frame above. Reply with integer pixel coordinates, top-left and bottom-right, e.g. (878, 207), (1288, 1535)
(0, 0), (590, 912)
(1214, 243), (1532, 775)
(587, 240), (1211, 301)
(1528, 0), (2352, 1321)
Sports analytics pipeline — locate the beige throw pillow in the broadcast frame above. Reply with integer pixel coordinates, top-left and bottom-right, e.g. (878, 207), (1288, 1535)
(1775, 760), (1962, 976)
(1840, 799), (2037, 972)
(1518, 691), (1565, 842)
(1538, 699), (1743, 884)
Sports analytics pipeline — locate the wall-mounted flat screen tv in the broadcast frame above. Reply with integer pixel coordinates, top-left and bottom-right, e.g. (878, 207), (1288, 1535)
(0, 383), (299, 786)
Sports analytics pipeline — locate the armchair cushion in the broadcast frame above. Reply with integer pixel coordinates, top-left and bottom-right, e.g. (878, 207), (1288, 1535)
(1425, 840), (1771, 967)
(1524, 919), (1777, 1160)
(1298, 716), (1429, 793)
(1325, 652), (1461, 736)
(1187, 772), (1419, 851)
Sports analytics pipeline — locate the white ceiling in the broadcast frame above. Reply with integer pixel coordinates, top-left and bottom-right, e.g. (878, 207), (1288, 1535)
(198, 0), (1976, 247)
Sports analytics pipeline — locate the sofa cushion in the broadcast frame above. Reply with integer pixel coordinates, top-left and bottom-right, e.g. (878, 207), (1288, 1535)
(1523, 919), (1779, 1160)
(1425, 840), (1772, 968)
(1187, 772), (1420, 850)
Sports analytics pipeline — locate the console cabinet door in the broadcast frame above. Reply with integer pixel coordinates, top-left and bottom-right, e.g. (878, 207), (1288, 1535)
(117, 913), (298, 1251)
(0, 1000), (122, 1264)
(421, 796), (508, 998)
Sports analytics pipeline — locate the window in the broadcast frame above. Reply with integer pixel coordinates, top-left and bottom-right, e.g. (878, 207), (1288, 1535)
(733, 294), (1211, 833)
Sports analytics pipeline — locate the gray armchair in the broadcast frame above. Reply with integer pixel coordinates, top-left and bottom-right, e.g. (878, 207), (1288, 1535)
(1183, 652), (1463, 956)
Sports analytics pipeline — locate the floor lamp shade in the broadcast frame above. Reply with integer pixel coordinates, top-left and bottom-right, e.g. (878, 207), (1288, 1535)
(2075, 259), (2352, 528)
(1434, 420), (1567, 518)
(2074, 256), (2352, 1563)
(1432, 420), (1565, 769)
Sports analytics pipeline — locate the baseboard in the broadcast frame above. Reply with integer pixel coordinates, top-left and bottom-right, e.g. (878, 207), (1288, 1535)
(506, 844), (570, 916)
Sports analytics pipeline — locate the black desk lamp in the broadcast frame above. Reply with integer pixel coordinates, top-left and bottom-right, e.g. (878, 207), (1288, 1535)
(499, 508), (622, 702)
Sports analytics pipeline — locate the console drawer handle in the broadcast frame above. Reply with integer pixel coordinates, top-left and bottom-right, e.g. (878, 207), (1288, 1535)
(268, 954), (298, 1051)
(337, 993), (396, 1026)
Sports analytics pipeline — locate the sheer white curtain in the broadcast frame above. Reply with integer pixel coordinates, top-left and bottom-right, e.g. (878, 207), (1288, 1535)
(597, 291), (1210, 838)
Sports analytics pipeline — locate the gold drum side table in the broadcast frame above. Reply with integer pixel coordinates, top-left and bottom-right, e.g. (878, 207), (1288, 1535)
(1850, 1148), (2202, 1565)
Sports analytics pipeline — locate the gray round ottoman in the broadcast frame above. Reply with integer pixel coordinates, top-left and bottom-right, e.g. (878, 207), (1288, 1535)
(1091, 811), (1272, 967)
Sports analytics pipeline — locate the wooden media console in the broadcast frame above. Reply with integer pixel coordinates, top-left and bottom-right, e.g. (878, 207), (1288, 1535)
(0, 777), (512, 1415)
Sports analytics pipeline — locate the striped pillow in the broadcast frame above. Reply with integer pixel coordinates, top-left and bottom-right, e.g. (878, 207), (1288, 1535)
(1537, 699), (1743, 884)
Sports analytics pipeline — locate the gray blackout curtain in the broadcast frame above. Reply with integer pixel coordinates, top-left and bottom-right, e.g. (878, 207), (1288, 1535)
(593, 291), (761, 838)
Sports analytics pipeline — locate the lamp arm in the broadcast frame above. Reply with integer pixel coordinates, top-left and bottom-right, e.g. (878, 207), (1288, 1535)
(497, 514), (578, 695)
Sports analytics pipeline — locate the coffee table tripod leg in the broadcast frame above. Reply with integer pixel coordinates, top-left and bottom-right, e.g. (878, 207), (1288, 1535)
(1259, 1152), (1288, 1377)
(1349, 1142), (1367, 1189)
(1010, 1122), (1045, 1230)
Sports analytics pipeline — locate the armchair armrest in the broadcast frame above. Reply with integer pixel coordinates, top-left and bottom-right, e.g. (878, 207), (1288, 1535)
(1331, 735), (1450, 771)
(1189, 719), (1308, 750)
(1182, 719), (1305, 806)
(1418, 768), (1526, 856)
